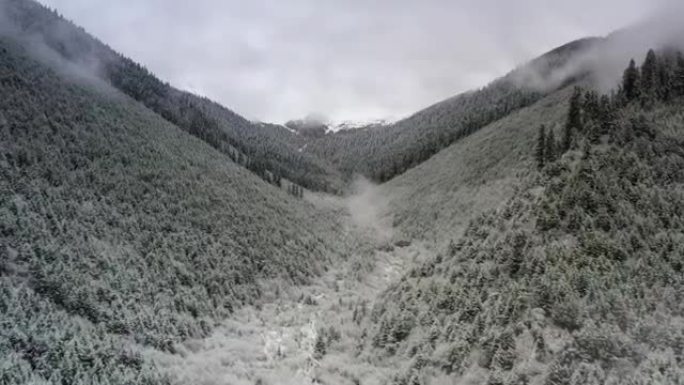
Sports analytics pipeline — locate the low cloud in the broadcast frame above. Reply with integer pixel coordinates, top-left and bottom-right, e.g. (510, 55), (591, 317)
(32, 0), (680, 124)
(507, 2), (684, 94)
(346, 176), (393, 243)
(0, 0), (114, 89)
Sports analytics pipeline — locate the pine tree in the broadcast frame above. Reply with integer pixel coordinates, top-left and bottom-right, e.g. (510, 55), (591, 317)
(562, 124), (573, 154)
(563, 88), (582, 151)
(675, 53), (684, 97)
(582, 90), (600, 122)
(622, 59), (640, 101)
(640, 49), (658, 104)
(545, 128), (556, 164)
(536, 125), (546, 170)
(313, 332), (326, 360)
(657, 52), (674, 101)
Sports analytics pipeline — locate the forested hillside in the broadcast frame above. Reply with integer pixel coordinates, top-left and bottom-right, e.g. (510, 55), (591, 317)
(0, 34), (352, 383)
(383, 85), (578, 243)
(0, 0), (343, 193)
(362, 49), (684, 384)
(304, 38), (600, 182)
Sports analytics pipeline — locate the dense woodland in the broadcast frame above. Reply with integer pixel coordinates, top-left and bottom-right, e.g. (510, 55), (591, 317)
(0, 35), (353, 383)
(363, 49), (684, 384)
(0, 0), (344, 194)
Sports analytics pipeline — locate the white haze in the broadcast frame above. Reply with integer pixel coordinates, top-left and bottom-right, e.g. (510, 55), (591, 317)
(0, 2), (114, 93)
(511, 4), (684, 94)
(346, 177), (393, 244)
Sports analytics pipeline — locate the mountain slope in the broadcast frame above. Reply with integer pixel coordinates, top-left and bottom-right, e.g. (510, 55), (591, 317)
(385, 85), (577, 242)
(362, 50), (684, 384)
(0, 0), (344, 193)
(0, 34), (352, 384)
(304, 38), (600, 182)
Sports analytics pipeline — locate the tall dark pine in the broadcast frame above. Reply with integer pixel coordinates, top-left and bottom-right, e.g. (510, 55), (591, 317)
(582, 90), (600, 122)
(657, 52), (674, 101)
(641, 49), (658, 103)
(622, 59), (640, 102)
(563, 88), (582, 152)
(675, 53), (684, 97)
(536, 125), (546, 170)
(545, 128), (556, 164)
(599, 94), (613, 133)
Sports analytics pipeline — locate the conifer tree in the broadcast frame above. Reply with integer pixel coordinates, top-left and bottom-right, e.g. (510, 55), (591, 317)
(545, 128), (556, 164)
(568, 87), (583, 131)
(640, 49), (658, 104)
(582, 90), (600, 121)
(536, 125), (546, 169)
(622, 59), (640, 101)
(313, 332), (326, 359)
(675, 53), (684, 97)
(563, 88), (582, 152)
(657, 52), (674, 101)
(562, 125), (573, 154)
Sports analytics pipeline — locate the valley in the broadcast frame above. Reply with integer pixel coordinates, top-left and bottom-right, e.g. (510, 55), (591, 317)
(2, 1), (684, 384)
(146, 199), (429, 385)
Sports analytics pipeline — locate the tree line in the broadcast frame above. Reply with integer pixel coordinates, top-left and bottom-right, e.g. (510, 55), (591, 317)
(536, 47), (684, 170)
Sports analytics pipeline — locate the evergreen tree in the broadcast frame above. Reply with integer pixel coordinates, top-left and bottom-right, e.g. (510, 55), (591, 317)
(657, 52), (674, 101)
(675, 53), (684, 97)
(313, 332), (327, 360)
(563, 88), (582, 151)
(622, 59), (640, 101)
(562, 124), (574, 154)
(582, 90), (600, 122)
(599, 95), (613, 133)
(640, 49), (658, 104)
(536, 125), (546, 170)
(545, 128), (556, 164)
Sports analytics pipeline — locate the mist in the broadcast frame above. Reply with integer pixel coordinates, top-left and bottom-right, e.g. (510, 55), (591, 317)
(510, 2), (684, 94)
(0, 0), (111, 90)
(345, 176), (393, 244)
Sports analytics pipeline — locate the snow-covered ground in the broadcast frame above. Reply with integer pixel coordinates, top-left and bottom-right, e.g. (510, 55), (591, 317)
(146, 181), (432, 385)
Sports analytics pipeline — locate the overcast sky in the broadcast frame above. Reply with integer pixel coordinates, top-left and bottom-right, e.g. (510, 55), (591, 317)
(36, 0), (672, 123)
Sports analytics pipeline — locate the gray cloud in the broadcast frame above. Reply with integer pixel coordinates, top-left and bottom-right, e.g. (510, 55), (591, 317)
(37, 0), (676, 123)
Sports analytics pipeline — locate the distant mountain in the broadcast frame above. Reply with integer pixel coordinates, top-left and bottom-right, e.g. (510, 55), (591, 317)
(327, 119), (391, 132)
(303, 37), (601, 181)
(303, 14), (684, 185)
(284, 116), (330, 138)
